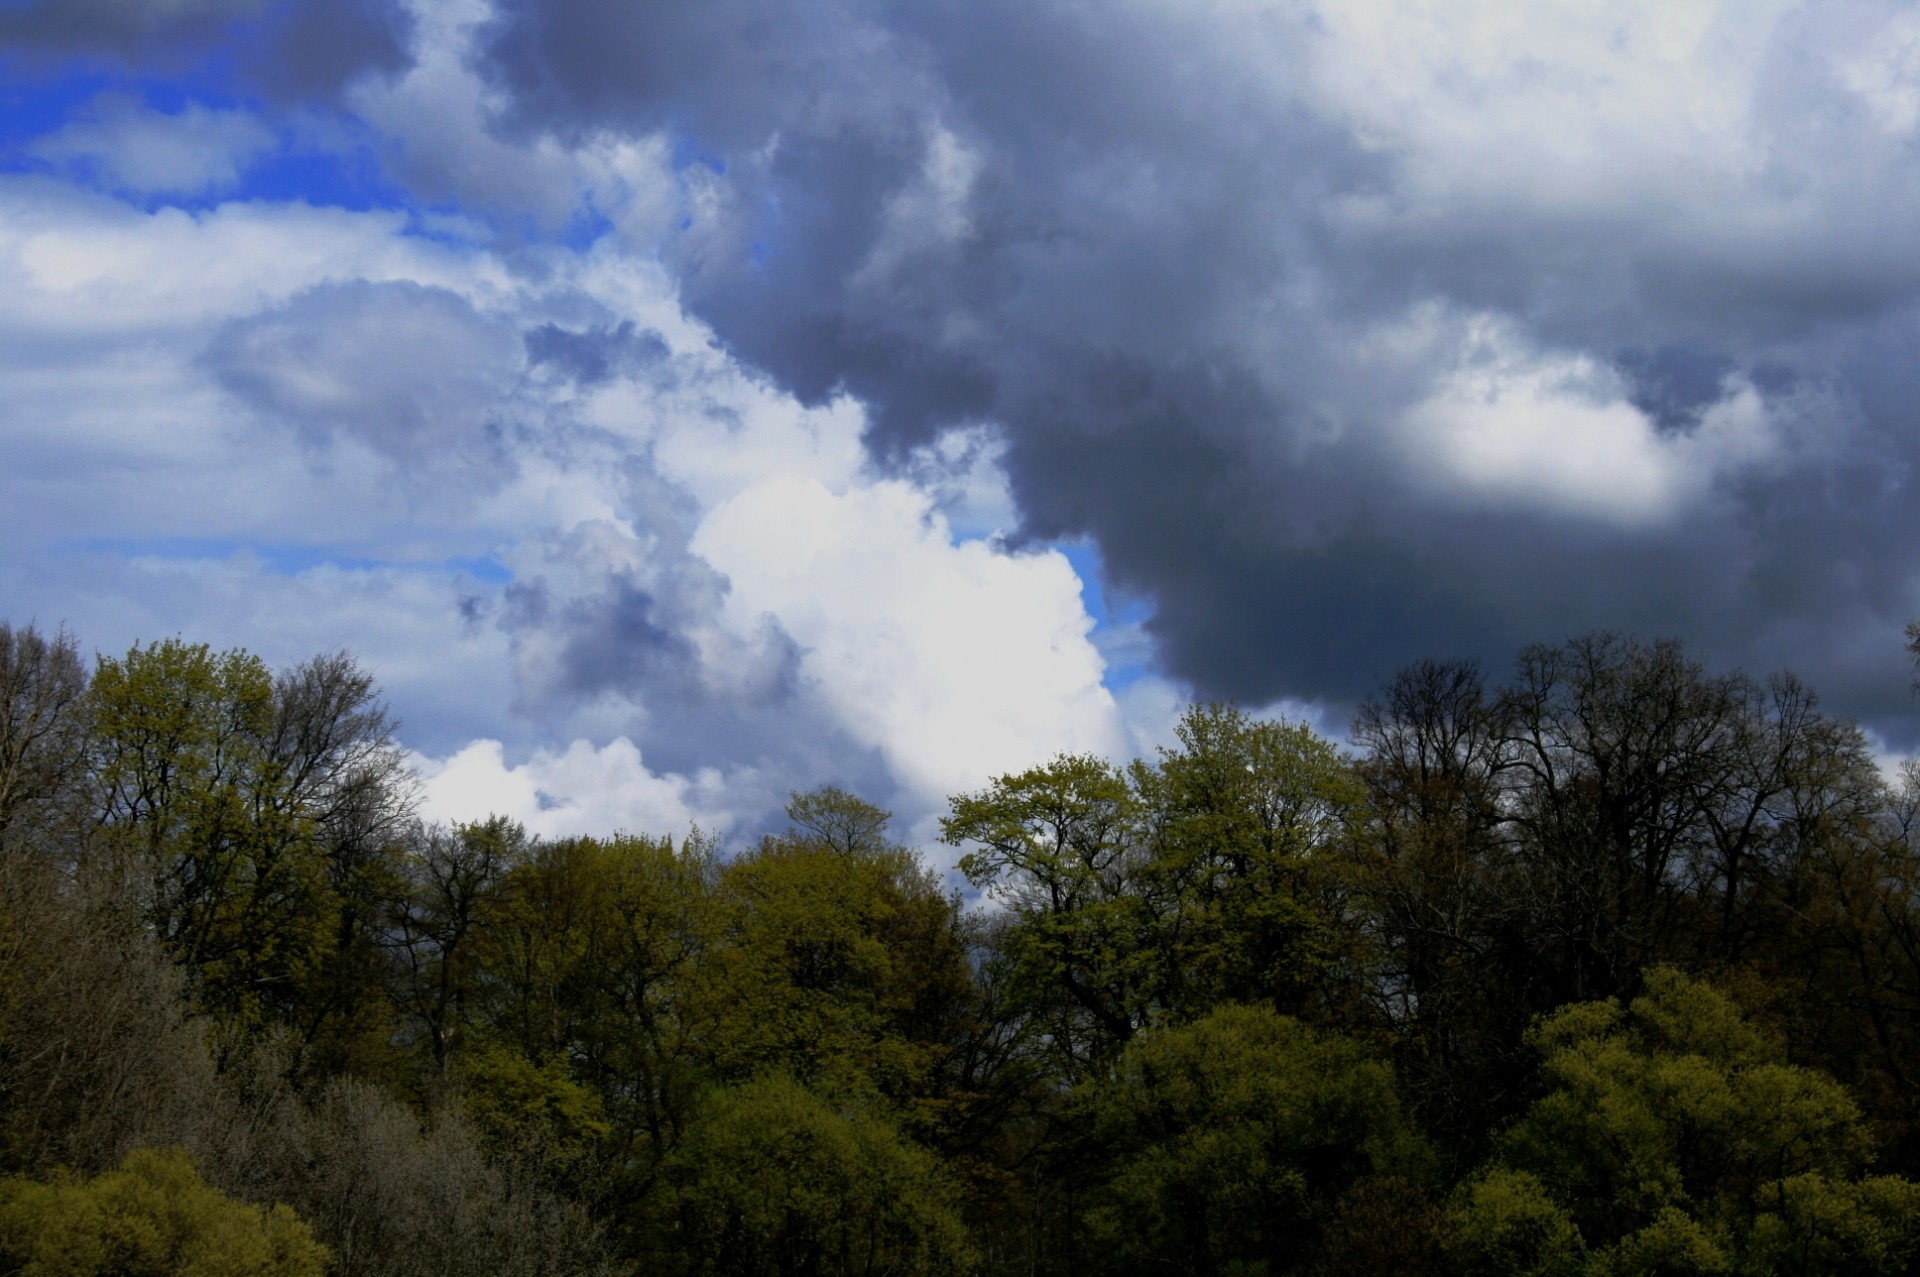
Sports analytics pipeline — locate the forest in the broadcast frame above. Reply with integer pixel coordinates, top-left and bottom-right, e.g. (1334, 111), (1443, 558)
(7, 620), (1920, 1276)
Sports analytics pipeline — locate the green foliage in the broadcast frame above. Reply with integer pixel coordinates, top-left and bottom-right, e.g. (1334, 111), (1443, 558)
(1133, 703), (1366, 1020)
(658, 1073), (975, 1277)
(1079, 1003), (1428, 1275)
(1473, 968), (1920, 1276)
(1444, 1169), (1586, 1277)
(1744, 1174), (1920, 1276)
(945, 708), (1366, 1078)
(88, 639), (407, 1051)
(459, 1044), (612, 1185)
(466, 826), (724, 1172)
(711, 823), (973, 1109)
(0, 1145), (328, 1277)
(26, 614), (1920, 1277)
(785, 786), (893, 856)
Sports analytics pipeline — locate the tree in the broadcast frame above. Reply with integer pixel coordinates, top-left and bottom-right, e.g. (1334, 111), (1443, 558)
(1350, 638), (1892, 1165)
(946, 754), (1150, 1067)
(0, 1145), (329, 1277)
(263, 652), (416, 1073)
(1077, 1004), (1429, 1277)
(712, 796), (975, 1115)
(392, 817), (526, 1078)
(657, 1073), (975, 1277)
(89, 639), (413, 1046)
(234, 1077), (616, 1277)
(786, 786), (892, 856)
(0, 881), (218, 1177)
(0, 622), (90, 859)
(1457, 968), (1920, 1276)
(1131, 702), (1366, 1022)
(1350, 658), (1524, 1162)
(464, 825), (718, 1187)
(1497, 635), (1759, 1007)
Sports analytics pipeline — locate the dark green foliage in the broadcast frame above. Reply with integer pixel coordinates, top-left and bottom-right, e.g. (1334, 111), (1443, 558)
(1078, 1004), (1429, 1276)
(657, 1073), (975, 1277)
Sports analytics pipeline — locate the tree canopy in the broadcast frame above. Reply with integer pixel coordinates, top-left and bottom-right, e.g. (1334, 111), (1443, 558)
(6, 620), (1920, 1276)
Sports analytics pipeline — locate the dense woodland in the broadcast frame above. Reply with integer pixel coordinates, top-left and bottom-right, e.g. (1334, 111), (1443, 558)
(8, 621), (1920, 1274)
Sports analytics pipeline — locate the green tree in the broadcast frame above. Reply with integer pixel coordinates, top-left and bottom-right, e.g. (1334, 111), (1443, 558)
(89, 639), (413, 1053)
(946, 753), (1150, 1067)
(712, 802), (974, 1111)
(1442, 1168), (1586, 1277)
(468, 826), (718, 1179)
(1132, 702), (1366, 1021)
(658, 1073), (974, 1277)
(1078, 1003), (1428, 1277)
(1459, 968), (1920, 1276)
(264, 651), (416, 1075)
(0, 1145), (328, 1277)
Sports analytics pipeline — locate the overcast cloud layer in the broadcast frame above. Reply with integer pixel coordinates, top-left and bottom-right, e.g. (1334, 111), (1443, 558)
(6, 0), (1920, 848)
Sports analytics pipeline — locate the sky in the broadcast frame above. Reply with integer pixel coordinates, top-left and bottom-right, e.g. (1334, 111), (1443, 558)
(6, 0), (1920, 855)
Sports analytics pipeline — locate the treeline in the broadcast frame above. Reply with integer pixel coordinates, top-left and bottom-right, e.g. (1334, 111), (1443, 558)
(6, 624), (1920, 1275)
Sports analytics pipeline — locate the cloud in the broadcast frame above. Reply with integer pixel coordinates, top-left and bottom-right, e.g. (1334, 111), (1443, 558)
(31, 98), (276, 197)
(0, 0), (416, 102)
(411, 737), (735, 841)
(0, 548), (516, 757)
(204, 279), (523, 462)
(0, 133), (1147, 843)
(455, 0), (1920, 740)
(18, 0), (1920, 865)
(1388, 310), (1783, 525)
(693, 473), (1126, 808)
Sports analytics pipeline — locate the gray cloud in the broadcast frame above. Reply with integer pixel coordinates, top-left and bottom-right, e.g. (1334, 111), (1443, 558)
(205, 280), (523, 465)
(464, 0), (1920, 741)
(491, 492), (900, 822)
(0, 0), (414, 102)
(524, 321), (669, 387)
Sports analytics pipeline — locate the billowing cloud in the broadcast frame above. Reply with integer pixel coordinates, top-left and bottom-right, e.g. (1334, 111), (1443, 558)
(456, 0), (1920, 735)
(0, 110), (1152, 842)
(11, 0), (1920, 857)
(412, 737), (736, 842)
(694, 473), (1124, 807)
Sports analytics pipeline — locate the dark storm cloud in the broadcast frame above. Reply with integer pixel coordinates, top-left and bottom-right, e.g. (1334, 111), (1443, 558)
(0, 0), (414, 102)
(1616, 347), (1739, 434)
(479, 0), (924, 149)
(474, 0), (1920, 739)
(0, 0), (261, 53)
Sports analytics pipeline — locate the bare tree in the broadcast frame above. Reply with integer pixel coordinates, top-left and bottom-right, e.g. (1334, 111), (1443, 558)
(0, 622), (90, 859)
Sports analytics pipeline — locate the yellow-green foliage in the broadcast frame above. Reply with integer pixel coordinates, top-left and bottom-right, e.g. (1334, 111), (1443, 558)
(460, 1042), (612, 1181)
(1445, 1168), (1586, 1277)
(660, 1073), (975, 1277)
(1459, 968), (1920, 1277)
(710, 831), (970, 1105)
(0, 1146), (328, 1277)
(90, 640), (334, 1033)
